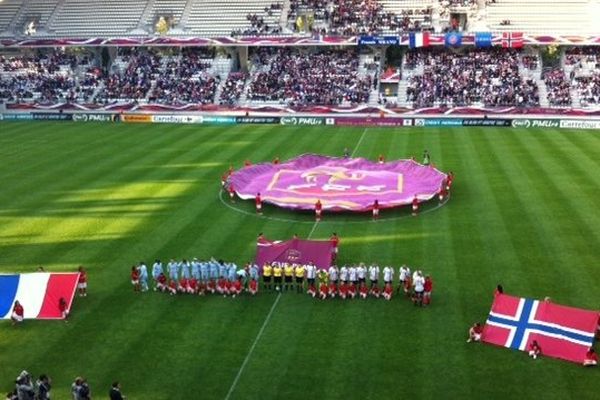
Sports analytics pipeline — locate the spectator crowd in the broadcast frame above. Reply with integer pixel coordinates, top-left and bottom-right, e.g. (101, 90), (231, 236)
(219, 72), (247, 105)
(247, 47), (373, 106)
(566, 47), (600, 107)
(405, 48), (540, 107)
(289, 0), (432, 36)
(3, 47), (600, 109)
(149, 48), (218, 105)
(232, 3), (283, 36)
(543, 68), (572, 106)
(0, 51), (92, 104)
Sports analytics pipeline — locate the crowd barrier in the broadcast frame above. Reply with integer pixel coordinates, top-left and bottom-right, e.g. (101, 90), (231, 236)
(1, 112), (599, 130)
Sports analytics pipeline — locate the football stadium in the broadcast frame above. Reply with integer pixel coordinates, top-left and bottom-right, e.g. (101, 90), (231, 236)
(0, 0), (599, 399)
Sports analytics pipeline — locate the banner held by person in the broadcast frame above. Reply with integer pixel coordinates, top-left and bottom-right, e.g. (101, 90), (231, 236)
(482, 293), (598, 364)
(255, 236), (334, 270)
(0, 273), (80, 320)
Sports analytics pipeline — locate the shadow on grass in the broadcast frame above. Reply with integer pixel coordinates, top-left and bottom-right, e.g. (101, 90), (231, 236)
(0, 197), (181, 218)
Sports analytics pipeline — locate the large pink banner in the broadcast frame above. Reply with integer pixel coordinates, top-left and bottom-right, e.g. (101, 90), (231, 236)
(255, 238), (333, 269)
(229, 154), (446, 211)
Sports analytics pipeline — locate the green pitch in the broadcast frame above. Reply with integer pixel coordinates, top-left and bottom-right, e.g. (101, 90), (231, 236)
(0, 121), (598, 399)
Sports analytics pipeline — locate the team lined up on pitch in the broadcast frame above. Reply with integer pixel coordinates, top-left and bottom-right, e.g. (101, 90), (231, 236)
(130, 260), (432, 302)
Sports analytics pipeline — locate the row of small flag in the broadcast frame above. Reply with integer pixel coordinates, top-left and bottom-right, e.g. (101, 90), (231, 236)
(409, 32), (524, 49)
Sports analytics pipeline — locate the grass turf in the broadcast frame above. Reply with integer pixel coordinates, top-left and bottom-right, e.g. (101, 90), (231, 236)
(0, 121), (598, 399)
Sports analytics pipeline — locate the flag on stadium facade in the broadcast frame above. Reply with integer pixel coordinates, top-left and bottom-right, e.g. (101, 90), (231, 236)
(445, 32), (462, 47)
(475, 32), (493, 48)
(255, 237), (333, 270)
(482, 294), (599, 364)
(409, 32), (430, 49)
(0, 273), (80, 319)
(501, 32), (524, 48)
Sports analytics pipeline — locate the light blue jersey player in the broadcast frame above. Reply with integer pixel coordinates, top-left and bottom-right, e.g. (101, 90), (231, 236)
(200, 261), (209, 281)
(249, 263), (259, 281)
(209, 259), (219, 280)
(228, 263), (238, 282)
(138, 262), (149, 292)
(167, 259), (179, 281)
(191, 259), (200, 280)
(219, 261), (228, 279)
(180, 259), (191, 279)
(152, 259), (163, 280)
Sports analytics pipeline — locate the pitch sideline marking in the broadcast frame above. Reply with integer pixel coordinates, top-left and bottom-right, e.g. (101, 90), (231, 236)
(224, 220), (319, 400)
(351, 127), (368, 157)
(223, 292), (282, 400)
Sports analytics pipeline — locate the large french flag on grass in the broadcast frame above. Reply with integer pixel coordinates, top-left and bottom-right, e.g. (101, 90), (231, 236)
(409, 32), (430, 49)
(482, 294), (599, 364)
(0, 273), (79, 320)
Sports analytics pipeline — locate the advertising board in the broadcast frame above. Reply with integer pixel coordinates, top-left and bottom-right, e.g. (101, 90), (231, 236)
(559, 120), (600, 130)
(235, 116), (280, 124)
(121, 114), (152, 123)
(32, 113), (72, 121)
(72, 113), (115, 122)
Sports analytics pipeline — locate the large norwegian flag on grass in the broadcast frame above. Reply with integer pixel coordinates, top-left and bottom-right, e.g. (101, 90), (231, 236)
(482, 294), (599, 363)
(0, 273), (80, 320)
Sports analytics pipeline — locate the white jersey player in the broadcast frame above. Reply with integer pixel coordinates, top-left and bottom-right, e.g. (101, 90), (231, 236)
(383, 266), (394, 285)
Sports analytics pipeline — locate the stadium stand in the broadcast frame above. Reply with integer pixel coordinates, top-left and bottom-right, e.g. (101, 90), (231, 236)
(143, 0), (188, 33)
(543, 68), (572, 107)
(403, 48), (540, 108)
(0, 0), (23, 34)
(12, 0), (59, 35)
(219, 72), (247, 106)
(0, 0), (595, 38)
(246, 47), (374, 106)
(0, 50), (94, 103)
(50, 0), (146, 37)
(91, 47), (227, 105)
(187, 1), (284, 37)
(486, 0), (593, 35)
(1, 0), (599, 111)
(565, 47), (600, 107)
(288, 0), (433, 36)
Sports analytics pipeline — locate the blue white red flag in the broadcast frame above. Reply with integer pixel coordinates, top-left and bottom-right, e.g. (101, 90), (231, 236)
(0, 273), (80, 319)
(482, 294), (599, 363)
(409, 32), (430, 49)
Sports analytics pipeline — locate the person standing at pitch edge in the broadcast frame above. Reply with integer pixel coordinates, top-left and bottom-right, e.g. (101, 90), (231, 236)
(422, 150), (431, 165)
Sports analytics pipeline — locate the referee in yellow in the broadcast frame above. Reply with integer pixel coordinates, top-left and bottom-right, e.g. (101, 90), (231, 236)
(294, 263), (305, 293)
(262, 263), (272, 291)
(273, 262), (283, 291)
(284, 263), (295, 292)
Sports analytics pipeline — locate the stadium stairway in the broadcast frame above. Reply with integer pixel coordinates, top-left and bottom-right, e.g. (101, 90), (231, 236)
(560, 52), (581, 108)
(212, 57), (234, 102)
(178, 0), (194, 30)
(7, 0), (28, 33)
(45, 0), (65, 34)
(535, 77), (550, 107)
(137, 0), (156, 30)
(517, 53), (549, 107)
(0, 0), (23, 35)
(396, 80), (409, 107)
(16, 0), (60, 34)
